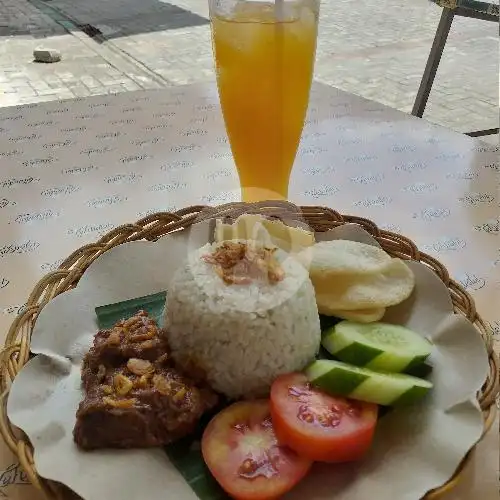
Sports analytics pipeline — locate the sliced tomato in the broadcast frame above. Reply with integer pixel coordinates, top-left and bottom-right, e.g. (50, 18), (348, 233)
(201, 400), (312, 500)
(270, 372), (378, 463)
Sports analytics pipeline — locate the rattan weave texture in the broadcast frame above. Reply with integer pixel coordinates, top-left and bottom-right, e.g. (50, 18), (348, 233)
(0, 202), (497, 500)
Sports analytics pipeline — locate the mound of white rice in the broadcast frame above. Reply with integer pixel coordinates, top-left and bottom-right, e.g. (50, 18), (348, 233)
(163, 241), (321, 399)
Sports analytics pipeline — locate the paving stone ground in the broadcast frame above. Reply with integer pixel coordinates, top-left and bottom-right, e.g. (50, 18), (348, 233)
(0, 0), (166, 107)
(40, 0), (209, 37)
(0, 0), (498, 142)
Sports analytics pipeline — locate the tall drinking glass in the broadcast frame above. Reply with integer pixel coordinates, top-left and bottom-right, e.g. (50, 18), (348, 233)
(209, 0), (320, 202)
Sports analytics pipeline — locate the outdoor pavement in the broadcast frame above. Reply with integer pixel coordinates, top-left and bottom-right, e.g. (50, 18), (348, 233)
(0, 0), (498, 142)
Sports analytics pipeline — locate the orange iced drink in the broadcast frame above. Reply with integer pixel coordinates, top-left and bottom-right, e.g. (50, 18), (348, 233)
(211, 1), (319, 202)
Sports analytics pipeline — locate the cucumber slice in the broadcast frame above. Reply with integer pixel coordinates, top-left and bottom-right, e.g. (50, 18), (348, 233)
(305, 359), (433, 407)
(405, 361), (433, 378)
(322, 320), (432, 373)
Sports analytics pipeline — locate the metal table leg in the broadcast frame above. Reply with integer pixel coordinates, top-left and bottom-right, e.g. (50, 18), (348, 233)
(411, 8), (455, 118)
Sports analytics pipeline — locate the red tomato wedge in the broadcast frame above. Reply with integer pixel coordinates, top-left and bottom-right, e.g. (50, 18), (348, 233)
(270, 373), (378, 463)
(202, 400), (313, 500)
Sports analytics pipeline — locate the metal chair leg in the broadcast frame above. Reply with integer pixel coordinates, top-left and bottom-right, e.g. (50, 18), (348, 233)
(412, 8), (455, 118)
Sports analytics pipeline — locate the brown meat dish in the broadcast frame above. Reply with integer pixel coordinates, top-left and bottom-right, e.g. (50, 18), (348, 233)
(81, 311), (168, 392)
(74, 310), (218, 450)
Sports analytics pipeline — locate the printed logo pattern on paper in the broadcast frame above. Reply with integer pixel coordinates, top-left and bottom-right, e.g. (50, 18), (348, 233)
(0, 83), (498, 380)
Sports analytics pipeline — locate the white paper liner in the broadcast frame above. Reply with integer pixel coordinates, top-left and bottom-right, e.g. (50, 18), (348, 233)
(7, 222), (489, 500)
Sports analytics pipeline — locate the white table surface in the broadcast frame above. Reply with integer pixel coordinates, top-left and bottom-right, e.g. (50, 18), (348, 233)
(0, 81), (498, 500)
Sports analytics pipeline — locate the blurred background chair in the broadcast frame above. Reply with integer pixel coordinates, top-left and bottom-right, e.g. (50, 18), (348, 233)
(412, 0), (499, 137)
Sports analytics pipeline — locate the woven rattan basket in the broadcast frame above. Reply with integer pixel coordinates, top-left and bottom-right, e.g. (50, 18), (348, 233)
(0, 202), (498, 500)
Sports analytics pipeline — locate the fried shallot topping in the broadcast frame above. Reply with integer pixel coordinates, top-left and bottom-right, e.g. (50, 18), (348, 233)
(202, 241), (285, 285)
